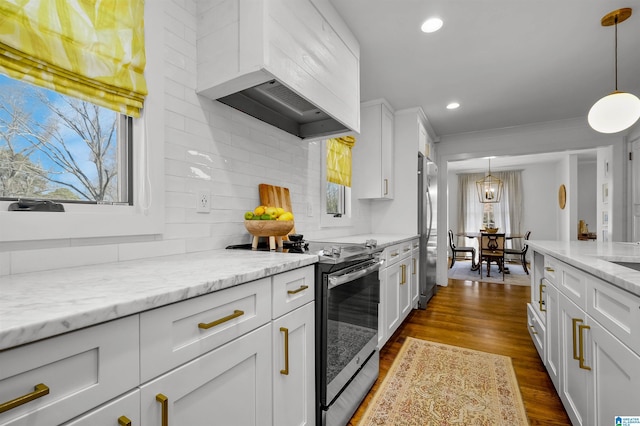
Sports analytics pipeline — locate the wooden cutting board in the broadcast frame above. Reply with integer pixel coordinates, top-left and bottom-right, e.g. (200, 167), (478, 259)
(259, 183), (295, 237)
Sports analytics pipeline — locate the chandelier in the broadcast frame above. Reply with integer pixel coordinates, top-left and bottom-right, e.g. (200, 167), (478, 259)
(476, 158), (503, 203)
(588, 8), (640, 134)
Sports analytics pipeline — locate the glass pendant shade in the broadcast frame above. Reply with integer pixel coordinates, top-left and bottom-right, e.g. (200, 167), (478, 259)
(588, 91), (640, 133)
(476, 173), (503, 203)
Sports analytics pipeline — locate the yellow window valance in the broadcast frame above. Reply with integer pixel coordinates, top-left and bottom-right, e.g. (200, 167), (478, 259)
(327, 136), (355, 187)
(0, 0), (148, 117)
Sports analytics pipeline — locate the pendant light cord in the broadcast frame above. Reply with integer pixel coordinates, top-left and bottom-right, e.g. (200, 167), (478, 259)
(615, 15), (619, 91)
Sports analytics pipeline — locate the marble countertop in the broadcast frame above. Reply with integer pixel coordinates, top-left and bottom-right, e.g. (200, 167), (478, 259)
(527, 240), (640, 297)
(1, 233), (419, 351)
(0, 250), (318, 350)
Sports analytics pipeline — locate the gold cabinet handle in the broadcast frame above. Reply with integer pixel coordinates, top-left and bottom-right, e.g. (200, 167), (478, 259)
(156, 394), (168, 426)
(384, 178), (388, 195)
(578, 324), (592, 370)
(118, 416), (132, 426)
(572, 318), (582, 361)
(529, 324), (538, 335)
(400, 264), (407, 284)
(545, 266), (555, 272)
(539, 282), (546, 312)
(280, 327), (289, 375)
(412, 258), (417, 274)
(404, 247), (411, 252)
(287, 285), (308, 295)
(0, 383), (49, 414)
(390, 252), (399, 257)
(198, 310), (244, 329)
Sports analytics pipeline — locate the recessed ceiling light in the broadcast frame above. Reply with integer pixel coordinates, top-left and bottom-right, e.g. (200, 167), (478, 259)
(421, 17), (443, 33)
(446, 102), (460, 110)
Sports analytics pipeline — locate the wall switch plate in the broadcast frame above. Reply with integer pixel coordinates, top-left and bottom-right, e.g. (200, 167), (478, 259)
(196, 190), (210, 213)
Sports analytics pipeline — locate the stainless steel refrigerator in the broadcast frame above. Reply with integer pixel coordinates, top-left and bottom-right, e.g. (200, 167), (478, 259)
(418, 153), (437, 309)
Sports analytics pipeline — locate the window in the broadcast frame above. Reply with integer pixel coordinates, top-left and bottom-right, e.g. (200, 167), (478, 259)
(0, 74), (132, 204)
(321, 139), (352, 227)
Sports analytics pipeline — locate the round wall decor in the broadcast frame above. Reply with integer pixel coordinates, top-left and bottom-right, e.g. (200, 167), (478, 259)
(558, 184), (566, 209)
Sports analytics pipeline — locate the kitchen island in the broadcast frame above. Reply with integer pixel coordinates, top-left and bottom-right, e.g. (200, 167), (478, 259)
(526, 240), (640, 426)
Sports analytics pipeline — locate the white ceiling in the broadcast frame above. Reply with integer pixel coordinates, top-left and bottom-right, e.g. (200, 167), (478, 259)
(329, 0), (640, 138)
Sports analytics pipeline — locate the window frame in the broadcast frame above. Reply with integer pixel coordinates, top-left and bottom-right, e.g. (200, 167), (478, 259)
(0, 2), (164, 242)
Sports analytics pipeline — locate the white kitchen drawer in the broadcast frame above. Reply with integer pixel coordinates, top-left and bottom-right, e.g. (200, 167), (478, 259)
(0, 315), (139, 426)
(61, 390), (140, 426)
(587, 277), (640, 355)
(272, 266), (314, 319)
(527, 303), (545, 362)
(558, 262), (587, 310)
(139, 278), (271, 382)
(384, 242), (411, 266)
(543, 256), (558, 284)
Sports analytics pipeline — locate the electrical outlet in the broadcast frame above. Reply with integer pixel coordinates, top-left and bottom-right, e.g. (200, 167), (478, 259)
(196, 190), (210, 213)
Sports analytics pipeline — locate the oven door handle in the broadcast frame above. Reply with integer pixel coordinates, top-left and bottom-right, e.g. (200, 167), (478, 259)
(328, 259), (384, 289)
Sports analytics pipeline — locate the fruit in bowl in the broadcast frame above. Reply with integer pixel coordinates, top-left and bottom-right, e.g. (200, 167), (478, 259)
(484, 227), (499, 233)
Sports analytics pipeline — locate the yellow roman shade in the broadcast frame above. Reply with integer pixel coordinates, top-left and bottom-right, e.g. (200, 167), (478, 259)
(0, 0), (147, 117)
(326, 136), (355, 187)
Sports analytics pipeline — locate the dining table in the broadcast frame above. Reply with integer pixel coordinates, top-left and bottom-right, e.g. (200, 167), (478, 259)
(456, 232), (524, 271)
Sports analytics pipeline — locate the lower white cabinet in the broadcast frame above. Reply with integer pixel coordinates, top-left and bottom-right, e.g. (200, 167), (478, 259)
(140, 324), (273, 426)
(272, 302), (315, 426)
(379, 240), (415, 348)
(1, 265), (315, 426)
(537, 253), (640, 426)
(0, 316), (139, 426)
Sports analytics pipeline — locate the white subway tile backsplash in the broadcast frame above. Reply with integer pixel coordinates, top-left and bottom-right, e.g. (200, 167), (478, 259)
(5, 0), (370, 276)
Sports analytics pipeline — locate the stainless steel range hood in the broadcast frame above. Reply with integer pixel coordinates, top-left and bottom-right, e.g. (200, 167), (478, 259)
(217, 79), (350, 139)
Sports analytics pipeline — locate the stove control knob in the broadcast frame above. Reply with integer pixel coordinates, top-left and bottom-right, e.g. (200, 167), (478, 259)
(365, 239), (378, 249)
(331, 246), (342, 256)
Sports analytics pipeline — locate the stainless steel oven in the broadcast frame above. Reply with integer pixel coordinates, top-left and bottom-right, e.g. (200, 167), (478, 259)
(312, 241), (382, 426)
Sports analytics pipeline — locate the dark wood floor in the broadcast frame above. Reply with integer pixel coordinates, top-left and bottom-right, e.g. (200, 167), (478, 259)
(348, 278), (571, 425)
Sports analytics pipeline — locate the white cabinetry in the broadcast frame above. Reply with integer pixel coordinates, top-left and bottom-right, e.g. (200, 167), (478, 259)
(0, 316), (139, 426)
(196, 0), (360, 135)
(378, 240), (414, 348)
(1, 266), (315, 426)
(530, 250), (640, 426)
(271, 268), (315, 426)
(353, 99), (394, 199)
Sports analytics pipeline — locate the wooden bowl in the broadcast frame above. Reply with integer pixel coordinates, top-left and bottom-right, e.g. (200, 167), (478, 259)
(485, 227), (499, 234)
(244, 220), (294, 237)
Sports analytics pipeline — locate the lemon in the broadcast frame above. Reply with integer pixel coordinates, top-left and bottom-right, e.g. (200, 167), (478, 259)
(264, 206), (277, 217)
(276, 207), (285, 217)
(254, 206), (265, 216)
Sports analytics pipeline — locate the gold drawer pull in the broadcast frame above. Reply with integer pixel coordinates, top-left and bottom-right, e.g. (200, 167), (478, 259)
(529, 325), (538, 335)
(578, 324), (592, 371)
(118, 416), (132, 426)
(198, 310), (244, 329)
(412, 258), (417, 274)
(545, 266), (555, 272)
(156, 394), (168, 426)
(572, 318), (582, 360)
(539, 282), (546, 312)
(404, 247), (411, 252)
(384, 178), (389, 195)
(390, 252), (399, 257)
(280, 327), (289, 375)
(287, 285), (309, 295)
(0, 383), (49, 414)
(400, 264), (407, 285)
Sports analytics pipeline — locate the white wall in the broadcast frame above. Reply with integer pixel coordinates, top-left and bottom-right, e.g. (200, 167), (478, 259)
(0, 0), (372, 276)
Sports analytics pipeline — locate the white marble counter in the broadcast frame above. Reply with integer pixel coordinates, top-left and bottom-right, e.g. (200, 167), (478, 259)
(527, 240), (640, 297)
(0, 250), (318, 350)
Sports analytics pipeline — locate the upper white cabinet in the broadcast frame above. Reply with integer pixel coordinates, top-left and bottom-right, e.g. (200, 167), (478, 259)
(353, 99), (394, 199)
(196, 0), (360, 138)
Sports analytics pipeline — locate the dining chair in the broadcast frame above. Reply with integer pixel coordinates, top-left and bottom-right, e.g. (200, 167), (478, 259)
(479, 233), (505, 279)
(448, 229), (476, 269)
(504, 230), (531, 274)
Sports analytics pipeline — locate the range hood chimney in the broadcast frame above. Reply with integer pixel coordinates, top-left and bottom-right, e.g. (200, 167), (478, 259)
(217, 79), (350, 139)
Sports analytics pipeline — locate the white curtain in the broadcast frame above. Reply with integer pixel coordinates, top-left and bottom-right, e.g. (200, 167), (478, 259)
(457, 170), (524, 251)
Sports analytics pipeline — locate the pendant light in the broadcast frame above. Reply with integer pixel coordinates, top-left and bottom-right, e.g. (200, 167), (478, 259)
(588, 8), (640, 134)
(476, 158), (503, 203)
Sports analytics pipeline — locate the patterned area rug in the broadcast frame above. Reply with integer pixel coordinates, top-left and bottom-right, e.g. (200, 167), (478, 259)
(448, 260), (531, 286)
(358, 338), (529, 426)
